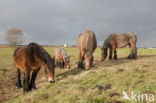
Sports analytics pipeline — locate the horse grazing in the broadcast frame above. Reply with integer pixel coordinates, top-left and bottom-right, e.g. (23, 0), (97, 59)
(13, 43), (55, 92)
(54, 47), (70, 69)
(101, 32), (137, 61)
(77, 30), (97, 70)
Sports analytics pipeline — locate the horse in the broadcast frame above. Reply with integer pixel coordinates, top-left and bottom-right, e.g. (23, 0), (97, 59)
(101, 32), (137, 61)
(54, 47), (70, 69)
(13, 43), (55, 92)
(77, 30), (97, 70)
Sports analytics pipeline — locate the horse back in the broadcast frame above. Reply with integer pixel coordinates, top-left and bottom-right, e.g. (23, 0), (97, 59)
(13, 47), (42, 71)
(77, 30), (97, 55)
(54, 47), (67, 60)
(115, 32), (137, 48)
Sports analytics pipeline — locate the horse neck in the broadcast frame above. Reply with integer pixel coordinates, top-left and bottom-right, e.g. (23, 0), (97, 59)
(38, 47), (53, 65)
(103, 40), (109, 49)
(103, 33), (116, 49)
(44, 57), (55, 76)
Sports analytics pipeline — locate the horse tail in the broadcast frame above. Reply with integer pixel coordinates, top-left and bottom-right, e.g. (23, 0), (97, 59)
(86, 30), (96, 57)
(13, 47), (21, 57)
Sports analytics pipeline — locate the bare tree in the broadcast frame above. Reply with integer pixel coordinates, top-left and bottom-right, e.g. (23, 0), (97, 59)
(5, 28), (24, 46)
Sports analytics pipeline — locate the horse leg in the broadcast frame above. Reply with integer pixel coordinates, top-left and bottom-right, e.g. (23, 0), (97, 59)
(113, 50), (118, 60)
(59, 61), (62, 69)
(132, 46), (137, 59)
(29, 67), (41, 90)
(60, 60), (64, 69)
(78, 51), (84, 69)
(23, 71), (30, 92)
(56, 59), (59, 67)
(133, 47), (137, 59)
(78, 51), (82, 69)
(128, 44), (133, 59)
(109, 48), (112, 60)
(90, 56), (94, 67)
(62, 61), (65, 68)
(15, 68), (22, 88)
(81, 51), (85, 69)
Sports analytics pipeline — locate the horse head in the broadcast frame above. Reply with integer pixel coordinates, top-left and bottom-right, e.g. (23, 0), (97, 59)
(39, 47), (55, 83)
(84, 52), (93, 70)
(64, 56), (70, 69)
(101, 47), (108, 61)
(44, 58), (55, 83)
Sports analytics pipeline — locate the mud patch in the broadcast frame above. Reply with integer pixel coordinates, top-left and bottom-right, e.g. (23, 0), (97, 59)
(93, 84), (112, 90)
(142, 64), (149, 67)
(117, 68), (124, 72)
(109, 92), (120, 97)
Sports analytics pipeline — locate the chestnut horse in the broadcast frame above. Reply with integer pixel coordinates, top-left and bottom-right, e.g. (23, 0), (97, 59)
(101, 32), (137, 61)
(77, 30), (97, 70)
(54, 47), (70, 69)
(13, 43), (55, 92)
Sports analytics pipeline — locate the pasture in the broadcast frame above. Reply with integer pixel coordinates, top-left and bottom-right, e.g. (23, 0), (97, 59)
(0, 47), (156, 103)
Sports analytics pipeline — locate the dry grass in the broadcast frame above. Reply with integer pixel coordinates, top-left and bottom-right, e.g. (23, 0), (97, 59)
(0, 47), (156, 103)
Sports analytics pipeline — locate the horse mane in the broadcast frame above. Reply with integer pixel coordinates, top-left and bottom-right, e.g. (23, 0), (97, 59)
(86, 30), (96, 57)
(103, 33), (116, 49)
(26, 42), (53, 64)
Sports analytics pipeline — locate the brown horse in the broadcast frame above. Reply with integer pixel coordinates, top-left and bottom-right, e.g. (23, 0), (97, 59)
(77, 30), (97, 70)
(54, 47), (70, 69)
(101, 32), (137, 61)
(13, 43), (55, 92)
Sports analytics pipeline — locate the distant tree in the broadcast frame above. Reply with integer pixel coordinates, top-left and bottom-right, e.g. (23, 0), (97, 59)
(5, 28), (24, 46)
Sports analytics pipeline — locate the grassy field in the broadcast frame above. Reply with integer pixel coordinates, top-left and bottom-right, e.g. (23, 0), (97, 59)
(0, 47), (156, 103)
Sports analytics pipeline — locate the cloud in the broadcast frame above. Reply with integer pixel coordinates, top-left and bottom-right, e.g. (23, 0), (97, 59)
(0, 0), (156, 47)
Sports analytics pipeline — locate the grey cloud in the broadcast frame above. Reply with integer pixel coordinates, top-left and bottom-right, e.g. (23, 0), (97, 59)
(0, 0), (156, 47)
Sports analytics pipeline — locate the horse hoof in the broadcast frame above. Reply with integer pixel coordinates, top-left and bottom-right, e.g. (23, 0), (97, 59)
(16, 86), (22, 89)
(16, 84), (22, 88)
(85, 68), (89, 70)
(128, 56), (132, 59)
(78, 67), (81, 69)
(78, 67), (84, 70)
(30, 86), (36, 90)
(23, 89), (30, 93)
(31, 88), (36, 90)
(113, 57), (117, 60)
(49, 80), (55, 83)
(128, 57), (132, 59)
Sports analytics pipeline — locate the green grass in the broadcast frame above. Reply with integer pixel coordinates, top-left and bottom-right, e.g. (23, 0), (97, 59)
(1, 47), (156, 103)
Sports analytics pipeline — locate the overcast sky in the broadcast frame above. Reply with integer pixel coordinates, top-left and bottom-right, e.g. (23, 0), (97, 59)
(0, 0), (156, 47)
